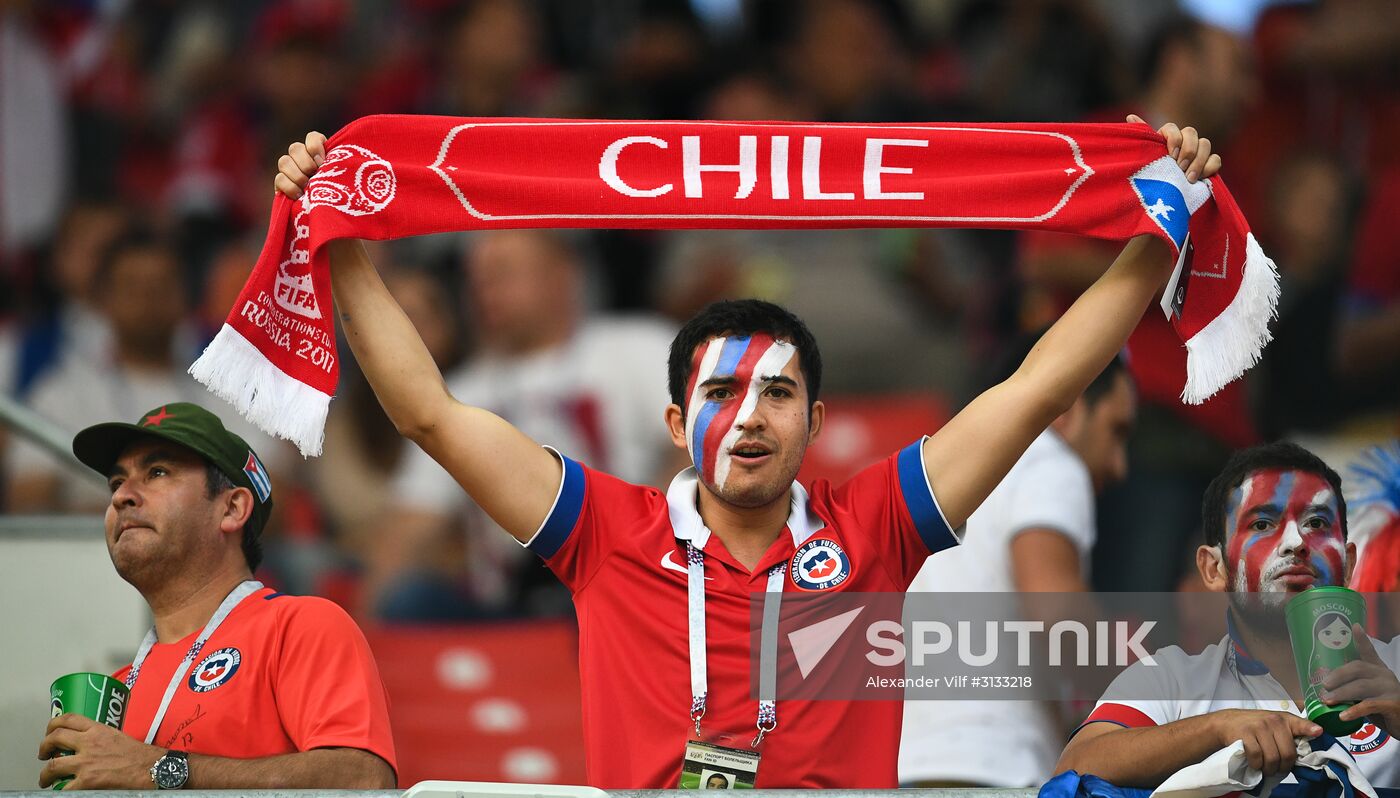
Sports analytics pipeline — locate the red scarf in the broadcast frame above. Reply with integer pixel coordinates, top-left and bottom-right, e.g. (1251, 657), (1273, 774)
(192, 115), (1277, 456)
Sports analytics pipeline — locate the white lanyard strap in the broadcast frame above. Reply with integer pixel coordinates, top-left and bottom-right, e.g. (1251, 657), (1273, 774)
(686, 543), (784, 748)
(125, 580), (262, 744)
(756, 561), (783, 745)
(687, 543), (708, 733)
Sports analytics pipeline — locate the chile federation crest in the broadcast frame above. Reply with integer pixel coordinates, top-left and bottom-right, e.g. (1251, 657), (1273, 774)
(1348, 723), (1390, 754)
(790, 538), (852, 591)
(189, 648), (242, 693)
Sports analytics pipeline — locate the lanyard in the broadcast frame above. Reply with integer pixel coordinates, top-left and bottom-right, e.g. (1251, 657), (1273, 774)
(686, 543), (784, 748)
(124, 580), (262, 744)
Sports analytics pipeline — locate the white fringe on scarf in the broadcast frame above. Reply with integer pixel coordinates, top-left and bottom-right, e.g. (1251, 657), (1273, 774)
(1181, 232), (1280, 405)
(189, 324), (329, 457)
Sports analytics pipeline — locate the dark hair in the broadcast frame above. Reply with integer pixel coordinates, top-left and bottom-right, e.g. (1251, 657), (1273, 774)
(206, 463), (263, 572)
(667, 299), (822, 413)
(92, 226), (179, 291)
(1312, 611), (1351, 639)
(1084, 358), (1130, 406)
(1201, 441), (1347, 550)
(1137, 14), (1205, 89)
(991, 329), (1131, 407)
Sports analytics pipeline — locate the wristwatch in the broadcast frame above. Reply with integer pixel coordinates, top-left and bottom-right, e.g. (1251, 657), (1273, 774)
(150, 750), (189, 790)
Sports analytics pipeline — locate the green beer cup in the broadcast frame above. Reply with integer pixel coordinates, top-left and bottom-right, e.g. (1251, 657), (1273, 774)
(1286, 587), (1367, 737)
(48, 673), (130, 789)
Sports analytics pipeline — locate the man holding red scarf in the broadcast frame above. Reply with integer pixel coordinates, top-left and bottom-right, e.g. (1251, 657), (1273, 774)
(273, 115), (1217, 788)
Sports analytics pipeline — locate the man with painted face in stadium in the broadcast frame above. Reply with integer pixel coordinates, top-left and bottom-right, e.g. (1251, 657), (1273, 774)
(1058, 442), (1400, 788)
(275, 118), (1217, 788)
(37, 403), (396, 790)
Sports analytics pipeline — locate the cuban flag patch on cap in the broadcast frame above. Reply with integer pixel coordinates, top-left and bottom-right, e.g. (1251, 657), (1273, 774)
(243, 452), (272, 502)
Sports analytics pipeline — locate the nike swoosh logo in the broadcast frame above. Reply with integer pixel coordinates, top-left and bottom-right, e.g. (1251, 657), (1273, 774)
(661, 550), (713, 580)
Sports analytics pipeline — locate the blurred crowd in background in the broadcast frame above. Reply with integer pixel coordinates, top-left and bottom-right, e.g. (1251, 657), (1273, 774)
(2, 0), (1399, 622)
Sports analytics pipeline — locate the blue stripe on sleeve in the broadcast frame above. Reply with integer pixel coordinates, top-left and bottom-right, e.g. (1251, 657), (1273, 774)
(897, 439), (959, 554)
(527, 453), (586, 560)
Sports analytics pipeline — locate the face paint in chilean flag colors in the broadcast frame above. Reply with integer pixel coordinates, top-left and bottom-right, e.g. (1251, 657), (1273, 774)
(1224, 468), (1345, 594)
(684, 334), (797, 489)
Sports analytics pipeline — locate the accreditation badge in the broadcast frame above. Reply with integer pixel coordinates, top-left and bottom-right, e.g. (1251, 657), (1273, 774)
(678, 739), (759, 789)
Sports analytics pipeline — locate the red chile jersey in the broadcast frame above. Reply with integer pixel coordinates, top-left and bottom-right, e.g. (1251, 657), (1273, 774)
(525, 440), (959, 788)
(113, 588), (397, 777)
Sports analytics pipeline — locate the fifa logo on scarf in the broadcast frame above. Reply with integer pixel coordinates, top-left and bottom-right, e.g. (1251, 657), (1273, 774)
(276, 144), (398, 319)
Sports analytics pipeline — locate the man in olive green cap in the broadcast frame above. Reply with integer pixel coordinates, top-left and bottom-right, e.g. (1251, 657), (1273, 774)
(38, 402), (397, 790)
(72, 401), (277, 573)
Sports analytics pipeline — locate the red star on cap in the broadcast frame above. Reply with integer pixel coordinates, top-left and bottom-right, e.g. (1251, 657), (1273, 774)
(142, 407), (174, 427)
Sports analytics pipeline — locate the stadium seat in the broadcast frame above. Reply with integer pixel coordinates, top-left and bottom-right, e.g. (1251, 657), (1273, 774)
(365, 622), (587, 785)
(797, 392), (952, 485)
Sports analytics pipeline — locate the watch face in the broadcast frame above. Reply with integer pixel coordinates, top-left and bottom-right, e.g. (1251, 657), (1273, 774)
(156, 755), (188, 789)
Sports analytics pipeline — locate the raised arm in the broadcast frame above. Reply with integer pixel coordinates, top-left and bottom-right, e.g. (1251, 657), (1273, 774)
(922, 118), (1218, 530)
(276, 132), (560, 542)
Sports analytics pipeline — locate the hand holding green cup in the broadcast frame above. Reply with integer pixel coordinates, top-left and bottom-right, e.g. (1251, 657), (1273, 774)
(1286, 587), (1367, 737)
(47, 673), (130, 789)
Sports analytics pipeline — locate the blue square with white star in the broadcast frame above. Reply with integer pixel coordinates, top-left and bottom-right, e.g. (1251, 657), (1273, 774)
(1131, 177), (1189, 249)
